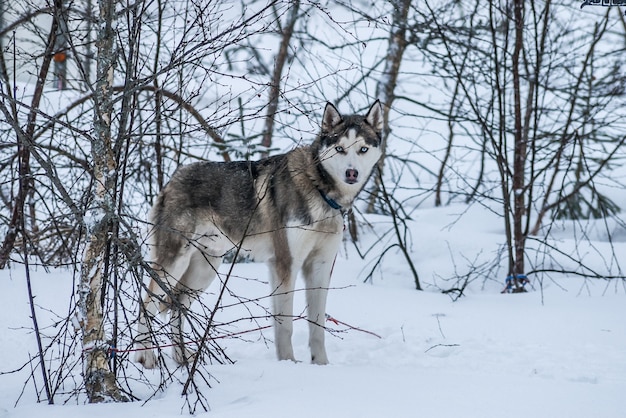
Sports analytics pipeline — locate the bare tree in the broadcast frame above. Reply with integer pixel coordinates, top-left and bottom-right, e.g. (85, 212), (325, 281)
(510, 0), (527, 290)
(0, 0), (60, 268)
(77, 0), (127, 402)
(366, 0), (411, 214)
(419, 0), (625, 291)
(261, 0), (300, 156)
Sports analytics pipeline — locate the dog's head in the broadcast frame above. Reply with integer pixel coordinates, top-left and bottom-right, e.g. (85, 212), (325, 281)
(316, 100), (384, 188)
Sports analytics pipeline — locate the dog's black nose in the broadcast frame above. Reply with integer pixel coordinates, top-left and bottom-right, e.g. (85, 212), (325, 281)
(346, 168), (359, 184)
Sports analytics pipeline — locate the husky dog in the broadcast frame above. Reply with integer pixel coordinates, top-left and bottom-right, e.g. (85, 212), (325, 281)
(135, 100), (383, 368)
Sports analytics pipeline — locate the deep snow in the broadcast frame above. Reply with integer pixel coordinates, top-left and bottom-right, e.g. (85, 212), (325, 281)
(1, 204), (625, 418)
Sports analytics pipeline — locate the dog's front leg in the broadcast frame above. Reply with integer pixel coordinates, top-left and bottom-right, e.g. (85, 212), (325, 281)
(302, 253), (335, 365)
(268, 259), (297, 362)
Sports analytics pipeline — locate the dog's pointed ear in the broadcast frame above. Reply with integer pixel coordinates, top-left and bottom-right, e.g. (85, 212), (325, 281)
(365, 100), (384, 133)
(322, 102), (343, 131)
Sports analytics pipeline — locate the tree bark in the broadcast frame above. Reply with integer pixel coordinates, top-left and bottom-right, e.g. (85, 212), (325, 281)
(366, 0), (410, 214)
(78, 0), (127, 403)
(511, 0), (526, 289)
(0, 2), (59, 268)
(261, 0), (300, 157)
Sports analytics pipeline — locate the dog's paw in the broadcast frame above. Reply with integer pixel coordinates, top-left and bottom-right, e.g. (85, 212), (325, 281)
(134, 349), (158, 369)
(311, 353), (329, 365)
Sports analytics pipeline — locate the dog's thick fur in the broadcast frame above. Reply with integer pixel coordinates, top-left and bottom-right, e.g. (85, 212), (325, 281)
(135, 101), (383, 368)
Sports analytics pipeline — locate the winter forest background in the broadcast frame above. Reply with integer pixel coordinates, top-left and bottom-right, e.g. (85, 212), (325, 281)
(0, 0), (625, 411)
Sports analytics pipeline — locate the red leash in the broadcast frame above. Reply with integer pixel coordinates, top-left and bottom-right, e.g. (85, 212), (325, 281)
(94, 313), (381, 357)
(325, 314), (382, 339)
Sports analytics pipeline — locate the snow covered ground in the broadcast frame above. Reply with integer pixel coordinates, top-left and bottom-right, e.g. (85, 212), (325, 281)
(1, 204), (625, 418)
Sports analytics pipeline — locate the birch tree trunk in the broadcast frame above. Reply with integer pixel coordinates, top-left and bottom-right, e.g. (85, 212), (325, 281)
(78, 0), (127, 403)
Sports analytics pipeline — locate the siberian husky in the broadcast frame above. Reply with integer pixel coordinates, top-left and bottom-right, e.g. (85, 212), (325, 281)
(135, 100), (383, 368)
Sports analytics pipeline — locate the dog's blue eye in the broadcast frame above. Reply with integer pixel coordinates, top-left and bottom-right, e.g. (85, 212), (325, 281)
(360, 146), (368, 153)
(335, 146), (344, 153)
